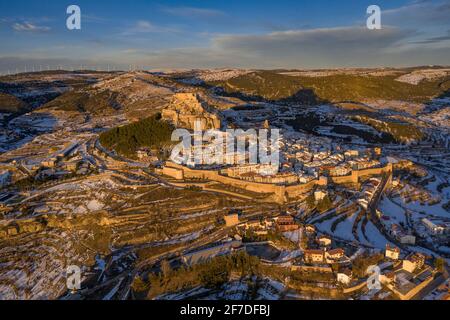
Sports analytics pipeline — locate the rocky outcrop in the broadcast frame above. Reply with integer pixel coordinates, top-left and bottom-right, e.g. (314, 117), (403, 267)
(162, 93), (222, 130)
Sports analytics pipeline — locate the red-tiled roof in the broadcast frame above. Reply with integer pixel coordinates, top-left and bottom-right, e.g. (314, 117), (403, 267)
(305, 249), (324, 255)
(328, 248), (345, 256)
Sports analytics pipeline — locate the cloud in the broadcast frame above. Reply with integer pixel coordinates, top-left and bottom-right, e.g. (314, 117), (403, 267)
(121, 20), (179, 35)
(205, 27), (415, 67)
(122, 48), (140, 54)
(3, 26), (450, 70)
(12, 22), (50, 33)
(133, 26), (450, 69)
(214, 27), (410, 51)
(135, 20), (159, 32)
(383, 0), (450, 26)
(412, 30), (450, 44)
(161, 6), (225, 18)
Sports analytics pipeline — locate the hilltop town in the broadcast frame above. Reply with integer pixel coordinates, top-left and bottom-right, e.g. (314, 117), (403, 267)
(0, 67), (449, 300)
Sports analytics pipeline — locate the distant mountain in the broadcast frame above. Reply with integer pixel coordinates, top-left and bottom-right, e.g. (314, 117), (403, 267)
(0, 71), (114, 114)
(207, 69), (450, 104)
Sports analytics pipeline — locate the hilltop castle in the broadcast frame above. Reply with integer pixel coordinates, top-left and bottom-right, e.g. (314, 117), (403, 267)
(161, 93), (222, 130)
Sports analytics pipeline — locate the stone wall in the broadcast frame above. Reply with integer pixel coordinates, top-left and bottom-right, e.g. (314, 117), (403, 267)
(330, 163), (394, 185)
(160, 161), (397, 204)
(290, 265), (333, 273)
(161, 166), (184, 180)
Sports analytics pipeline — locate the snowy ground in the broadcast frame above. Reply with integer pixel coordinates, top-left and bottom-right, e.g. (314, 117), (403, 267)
(363, 221), (396, 249)
(316, 210), (359, 242)
(396, 197), (449, 219)
(379, 197), (407, 226)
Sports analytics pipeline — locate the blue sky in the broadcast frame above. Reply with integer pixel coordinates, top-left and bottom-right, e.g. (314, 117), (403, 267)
(1, 0), (450, 71)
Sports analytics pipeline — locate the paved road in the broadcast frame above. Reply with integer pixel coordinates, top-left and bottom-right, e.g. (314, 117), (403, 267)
(366, 172), (412, 252)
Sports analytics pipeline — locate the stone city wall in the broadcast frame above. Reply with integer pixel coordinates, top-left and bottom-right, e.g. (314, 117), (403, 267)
(160, 161), (397, 203)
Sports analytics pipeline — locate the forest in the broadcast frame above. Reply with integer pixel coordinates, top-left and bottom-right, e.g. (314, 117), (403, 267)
(99, 113), (174, 158)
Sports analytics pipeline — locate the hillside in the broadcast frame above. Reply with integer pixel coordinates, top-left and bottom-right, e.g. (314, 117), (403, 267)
(42, 89), (120, 115)
(99, 113), (174, 158)
(352, 115), (424, 143)
(0, 93), (28, 113)
(41, 72), (179, 118)
(208, 70), (449, 104)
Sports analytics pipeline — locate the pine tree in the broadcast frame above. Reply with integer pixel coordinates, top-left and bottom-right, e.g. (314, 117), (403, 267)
(131, 275), (148, 293)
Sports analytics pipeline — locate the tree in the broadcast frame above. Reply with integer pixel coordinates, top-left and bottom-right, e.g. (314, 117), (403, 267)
(147, 273), (164, 298)
(161, 259), (172, 278)
(352, 253), (384, 278)
(435, 257), (446, 273)
(131, 275), (148, 293)
(306, 194), (316, 209)
(197, 260), (229, 289)
(317, 195), (332, 212)
(99, 113), (174, 158)
(331, 263), (340, 273)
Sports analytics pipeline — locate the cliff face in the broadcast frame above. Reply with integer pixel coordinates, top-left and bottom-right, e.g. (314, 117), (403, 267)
(162, 93), (222, 130)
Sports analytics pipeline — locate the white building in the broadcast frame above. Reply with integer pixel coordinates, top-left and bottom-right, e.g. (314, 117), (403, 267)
(317, 235), (332, 247)
(344, 150), (359, 158)
(337, 269), (353, 285)
(421, 218), (445, 235)
(314, 190), (327, 202)
(402, 253), (426, 273)
(399, 234), (416, 245)
(385, 245), (400, 260)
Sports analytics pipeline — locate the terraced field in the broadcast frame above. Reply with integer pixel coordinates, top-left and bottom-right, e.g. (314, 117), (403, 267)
(0, 132), (281, 299)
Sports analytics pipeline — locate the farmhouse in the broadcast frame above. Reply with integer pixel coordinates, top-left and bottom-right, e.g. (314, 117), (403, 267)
(304, 249), (325, 264)
(276, 215), (299, 232)
(402, 253), (426, 273)
(385, 245), (400, 260)
(326, 248), (345, 262)
(224, 213), (239, 227)
(317, 235), (332, 247)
